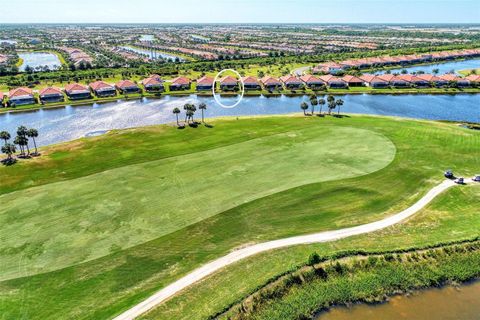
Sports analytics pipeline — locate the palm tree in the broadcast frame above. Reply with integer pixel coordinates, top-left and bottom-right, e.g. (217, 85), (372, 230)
(189, 104), (197, 123)
(328, 101), (337, 115)
(336, 99), (344, 116)
(183, 103), (191, 123)
(1, 143), (16, 163)
(0, 131), (10, 145)
(199, 102), (207, 123)
(186, 110), (194, 123)
(309, 96), (318, 115)
(14, 135), (27, 157)
(173, 107), (181, 126)
(300, 102), (309, 115)
(17, 126), (30, 155)
(27, 128), (39, 155)
(318, 98), (326, 114)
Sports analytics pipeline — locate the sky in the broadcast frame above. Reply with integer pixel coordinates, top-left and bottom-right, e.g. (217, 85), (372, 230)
(0, 0), (479, 24)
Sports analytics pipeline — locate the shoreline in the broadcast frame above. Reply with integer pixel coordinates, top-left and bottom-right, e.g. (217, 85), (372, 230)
(1, 89), (480, 115)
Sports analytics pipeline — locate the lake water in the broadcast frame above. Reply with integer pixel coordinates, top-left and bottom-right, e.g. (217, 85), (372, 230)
(376, 58), (480, 75)
(121, 46), (184, 62)
(0, 94), (478, 147)
(317, 281), (480, 320)
(19, 52), (61, 72)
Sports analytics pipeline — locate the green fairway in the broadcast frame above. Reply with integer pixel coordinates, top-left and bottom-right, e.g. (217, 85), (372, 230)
(0, 126), (394, 281)
(0, 115), (479, 320)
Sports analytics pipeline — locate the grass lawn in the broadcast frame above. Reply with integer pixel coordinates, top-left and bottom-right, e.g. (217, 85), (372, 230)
(0, 115), (479, 320)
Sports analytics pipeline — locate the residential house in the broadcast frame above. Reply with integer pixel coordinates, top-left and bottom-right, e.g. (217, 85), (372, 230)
(170, 77), (191, 91)
(39, 87), (64, 103)
(142, 74), (164, 92)
(219, 76), (239, 91)
(65, 83), (91, 100)
(341, 75), (364, 87)
(89, 81), (117, 97)
(360, 75), (389, 88)
(260, 76), (282, 91)
(196, 76), (214, 91)
(318, 75), (347, 88)
(116, 80), (140, 94)
(241, 76), (261, 90)
(8, 87), (36, 105)
(300, 75), (325, 89)
(465, 74), (480, 85)
(280, 75), (304, 90)
(416, 74), (447, 87)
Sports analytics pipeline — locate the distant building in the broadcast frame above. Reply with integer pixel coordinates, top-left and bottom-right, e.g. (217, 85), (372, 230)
(360, 75), (389, 88)
(196, 76), (214, 91)
(260, 76), (282, 91)
(89, 81), (117, 97)
(318, 75), (347, 88)
(116, 80), (140, 94)
(142, 74), (164, 92)
(241, 76), (261, 90)
(341, 75), (364, 87)
(300, 75), (325, 89)
(219, 76), (239, 91)
(8, 87), (35, 105)
(39, 87), (64, 103)
(169, 77), (191, 91)
(280, 75), (304, 89)
(64, 83), (92, 100)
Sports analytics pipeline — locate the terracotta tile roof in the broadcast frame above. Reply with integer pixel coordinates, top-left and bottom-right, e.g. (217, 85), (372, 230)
(65, 83), (89, 93)
(116, 80), (138, 89)
(416, 74), (442, 82)
(280, 75), (302, 84)
(378, 74), (395, 82)
(142, 74), (163, 86)
(219, 76), (238, 84)
(260, 76), (281, 85)
(300, 75), (323, 83)
(360, 74), (387, 83)
(438, 74), (460, 81)
(89, 81), (114, 91)
(341, 75), (363, 83)
(39, 87), (63, 96)
(196, 76), (214, 85)
(241, 76), (259, 84)
(319, 75), (346, 83)
(171, 77), (190, 85)
(9, 87), (33, 98)
(465, 74), (480, 82)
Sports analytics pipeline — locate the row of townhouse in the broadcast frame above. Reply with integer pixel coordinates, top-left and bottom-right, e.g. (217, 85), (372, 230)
(58, 47), (94, 67)
(313, 49), (480, 74)
(2, 73), (480, 106)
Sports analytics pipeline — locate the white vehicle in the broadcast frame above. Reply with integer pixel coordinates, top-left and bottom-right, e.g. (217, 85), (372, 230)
(473, 175), (480, 182)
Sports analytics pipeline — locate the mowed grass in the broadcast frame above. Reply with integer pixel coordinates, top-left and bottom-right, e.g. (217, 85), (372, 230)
(0, 115), (479, 320)
(0, 126), (395, 280)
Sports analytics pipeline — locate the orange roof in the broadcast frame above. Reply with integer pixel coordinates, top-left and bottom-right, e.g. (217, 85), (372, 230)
(89, 81), (114, 91)
(416, 74), (442, 82)
(142, 75), (163, 86)
(219, 76), (238, 84)
(241, 76), (259, 84)
(378, 74), (395, 82)
(360, 74), (387, 83)
(300, 75), (322, 83)
(465, 74), (480, 82)
(171, 77), (190, 85)
(39, 87), (63, 96)
(280, 75), (301, 83)
(319, 75), (345, 83)
(197, 76), (214, 85)
(438, 74), (460, 81)
(260, 76), (281, 85)
(342, 75), (363, 83)
(116, 80), (138, 88)
(65, 83), (89, 92)
(9, 87), (33, 98)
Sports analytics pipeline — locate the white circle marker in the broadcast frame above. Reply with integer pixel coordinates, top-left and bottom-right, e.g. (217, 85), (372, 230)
(212, 69), (245, 109)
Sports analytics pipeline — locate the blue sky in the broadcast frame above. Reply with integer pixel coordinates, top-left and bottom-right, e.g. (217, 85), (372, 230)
(1, 0), (479, 23)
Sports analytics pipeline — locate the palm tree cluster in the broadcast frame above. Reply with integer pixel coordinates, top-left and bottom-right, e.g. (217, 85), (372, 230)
(0, 126), (39, 165)
(301, 95), (344, 117)
(173, 103), (208, 128)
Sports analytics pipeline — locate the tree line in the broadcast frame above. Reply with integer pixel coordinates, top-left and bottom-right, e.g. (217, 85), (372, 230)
(0, 126), (39, 165)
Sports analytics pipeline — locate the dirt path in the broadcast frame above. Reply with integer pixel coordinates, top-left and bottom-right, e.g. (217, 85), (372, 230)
(113, 179), (462, 320)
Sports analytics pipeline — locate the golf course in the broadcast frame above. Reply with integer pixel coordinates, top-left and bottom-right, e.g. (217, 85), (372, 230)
(0, 114), (479, 320)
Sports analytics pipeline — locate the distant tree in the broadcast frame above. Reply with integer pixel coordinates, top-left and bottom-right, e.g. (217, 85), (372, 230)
(309, 96), (318, 115)
(173, 107), (181, 126)
(0, 131), (10, 145)
(27, 128), (39, 155)
(300, 102), (309, 115)
(432, 68), (439, 75)
(198, 102), (207, 123)
(336, 99), (344, 115)
(16, 126), (30, 155)
(257, 70), (265, 78)
(1, 143), (16, 163)
(318, 98), (326, 114)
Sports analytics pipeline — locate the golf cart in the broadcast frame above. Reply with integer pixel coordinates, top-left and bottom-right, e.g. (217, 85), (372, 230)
(444, 170), (455, 179)
(455, 177), (465, 185)
(473, 175), (480, 182)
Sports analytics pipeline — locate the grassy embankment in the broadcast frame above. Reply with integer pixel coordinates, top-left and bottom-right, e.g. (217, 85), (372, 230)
(0, 115), (479, 320)
(220, 241), (480, 320)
